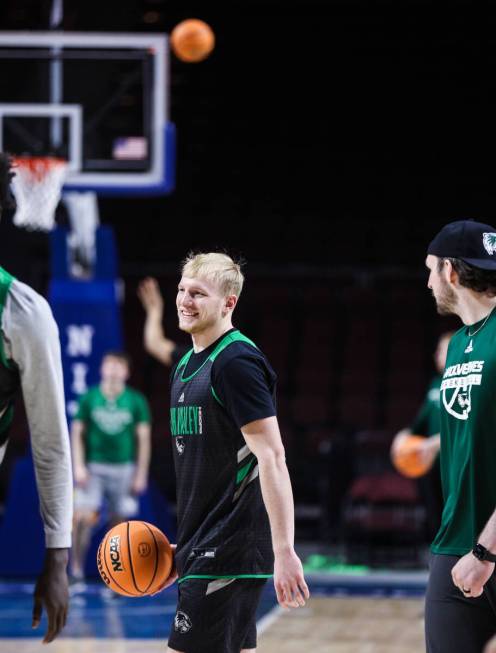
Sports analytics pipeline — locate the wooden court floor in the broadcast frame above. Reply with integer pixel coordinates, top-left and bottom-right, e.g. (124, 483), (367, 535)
(258, 596), (425, 653)
(0, 595), (426, 653)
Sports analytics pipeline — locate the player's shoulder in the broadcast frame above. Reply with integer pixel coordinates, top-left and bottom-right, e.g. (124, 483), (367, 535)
(212, 332), (274, 379)
(214, 332), (267, 366)
(7, 279), (54, 324)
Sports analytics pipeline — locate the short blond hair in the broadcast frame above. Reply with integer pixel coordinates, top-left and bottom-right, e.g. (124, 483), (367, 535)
(181, 252), (244, 297)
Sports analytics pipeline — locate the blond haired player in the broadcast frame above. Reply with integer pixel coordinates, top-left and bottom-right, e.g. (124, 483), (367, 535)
(141, 253), (309, 653)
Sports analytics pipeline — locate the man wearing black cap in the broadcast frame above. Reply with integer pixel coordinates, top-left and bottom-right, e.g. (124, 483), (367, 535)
(425, 219), (496, 652)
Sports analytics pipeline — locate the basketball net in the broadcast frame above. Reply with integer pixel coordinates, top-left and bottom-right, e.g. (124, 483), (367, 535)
(63, 190), (100, 278)
(10, 156), (68, 231)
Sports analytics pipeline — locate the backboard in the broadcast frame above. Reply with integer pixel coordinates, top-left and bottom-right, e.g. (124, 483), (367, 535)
(0, 31), (175, 195)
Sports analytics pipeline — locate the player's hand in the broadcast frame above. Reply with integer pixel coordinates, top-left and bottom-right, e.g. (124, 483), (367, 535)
(417, 436), (440, 470)
(390, 432), (410, 459)
(151, 544), (178, 595)
(138, 277), (164, 314)
(273, 548), (310, 609)
(32, 548), (69, 643)
(131, 474), (148, 495)
(74, 464), (89, 487)
(451, 552), (495, 598)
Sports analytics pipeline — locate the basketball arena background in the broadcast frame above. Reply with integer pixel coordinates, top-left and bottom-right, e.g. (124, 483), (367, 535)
(0, 0), (489, 650)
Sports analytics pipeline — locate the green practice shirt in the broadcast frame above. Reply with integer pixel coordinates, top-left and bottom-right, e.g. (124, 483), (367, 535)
(75, 386), (151, 464)
(411, 375), (441, 437)
(432, 307), (496, 555)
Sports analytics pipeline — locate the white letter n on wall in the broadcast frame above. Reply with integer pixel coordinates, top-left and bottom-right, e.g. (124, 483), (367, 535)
(66, 325), (94, 357)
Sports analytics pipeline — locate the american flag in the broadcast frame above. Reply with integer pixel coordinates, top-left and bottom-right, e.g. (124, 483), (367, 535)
(113, 136), (148, 160)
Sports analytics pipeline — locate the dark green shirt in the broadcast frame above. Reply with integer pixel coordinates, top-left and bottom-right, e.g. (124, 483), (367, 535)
(76, 386), (150, 463)
(432, 308), (496, 555)
(411, 375), (441, 437)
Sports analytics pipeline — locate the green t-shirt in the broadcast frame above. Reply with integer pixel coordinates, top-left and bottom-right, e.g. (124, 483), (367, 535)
(411, 375), (441, 437)
(432, 307), (496, 555)
(75, 386), (151, 464)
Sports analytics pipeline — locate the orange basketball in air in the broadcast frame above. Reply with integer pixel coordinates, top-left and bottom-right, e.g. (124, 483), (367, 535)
(170, 19), (215, 63)
(97, 521), (173, 596)
(392, 434), (430, 479)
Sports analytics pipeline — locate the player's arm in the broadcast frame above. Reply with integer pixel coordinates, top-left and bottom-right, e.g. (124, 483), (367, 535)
(138, 277), (177, 365)
(241, 416), (310, 609)
(71, 419), (88, 486)
(484, 633), (496, 653)
(452, 507), (496, 598)
(133, 422), (151, 494)
(3, 281), (72, 642)
(391, 391), (441, 467)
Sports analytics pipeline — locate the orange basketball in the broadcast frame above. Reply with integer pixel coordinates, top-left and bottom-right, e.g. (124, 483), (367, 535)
(392, 434), (429, 478)
(96, 521), (173, 597)
(170, 19), (215, 63)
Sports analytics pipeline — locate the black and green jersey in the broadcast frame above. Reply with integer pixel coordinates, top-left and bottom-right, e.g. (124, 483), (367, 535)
(411, 375), (441, 437)
(75, 386), (150, 463)
(170, 330), (275, 583)
(432, 307), (496, 555)
(0, 266), (20, 445)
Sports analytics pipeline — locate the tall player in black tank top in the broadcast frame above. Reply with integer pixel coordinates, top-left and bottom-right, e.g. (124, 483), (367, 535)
(160, 252), (309, 653)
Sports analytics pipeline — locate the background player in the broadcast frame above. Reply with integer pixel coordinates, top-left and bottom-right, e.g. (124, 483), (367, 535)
(166, 252), (309, 653)
(424, 220), (496, 653)
(70, 351), (151, 584)
(0, 153), (72, 642)
(390, 331), (452, 540)
(138, 277), (181, 367)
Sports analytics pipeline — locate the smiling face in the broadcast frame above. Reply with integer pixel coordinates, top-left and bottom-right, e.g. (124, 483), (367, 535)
(176, 275), (236, 335)
(426, 254), (458, 316)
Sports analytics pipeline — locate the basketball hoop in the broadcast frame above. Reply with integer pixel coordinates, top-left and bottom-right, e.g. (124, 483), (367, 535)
(10, 156), (68, 231)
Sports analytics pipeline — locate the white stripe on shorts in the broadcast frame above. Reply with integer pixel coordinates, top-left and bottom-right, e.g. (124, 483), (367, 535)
(205, 578), (237, 595)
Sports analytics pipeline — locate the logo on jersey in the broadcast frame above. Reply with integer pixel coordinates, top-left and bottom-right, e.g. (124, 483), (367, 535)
(175, 437), (185, 455)
(464, 339), (474, 354)
(170, 406), (203, 436)
(441, 360), (484, 420)
(174, 610), (192, 633)
(483, 232), (496, 255)
(178, 392), (185, 403)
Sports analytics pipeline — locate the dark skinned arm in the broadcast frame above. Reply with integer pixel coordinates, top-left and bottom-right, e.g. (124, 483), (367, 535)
(32, 548), (70, 643)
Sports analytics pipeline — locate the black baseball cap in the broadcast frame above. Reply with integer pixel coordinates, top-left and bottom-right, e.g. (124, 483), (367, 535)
(427, 220), (496, 271)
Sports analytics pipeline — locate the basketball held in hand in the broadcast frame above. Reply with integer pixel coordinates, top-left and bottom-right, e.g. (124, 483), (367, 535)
(392, 434), (430, 478)
(97, 521), (173, 596)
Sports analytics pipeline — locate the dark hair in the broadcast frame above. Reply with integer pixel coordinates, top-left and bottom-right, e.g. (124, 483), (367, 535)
(0, 153), (16, 212)
(102, 351), (131, 368)
(437, 257), (496, 296)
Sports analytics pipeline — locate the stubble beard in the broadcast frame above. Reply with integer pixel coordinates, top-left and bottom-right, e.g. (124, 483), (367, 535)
(434, 280), (457, 316)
